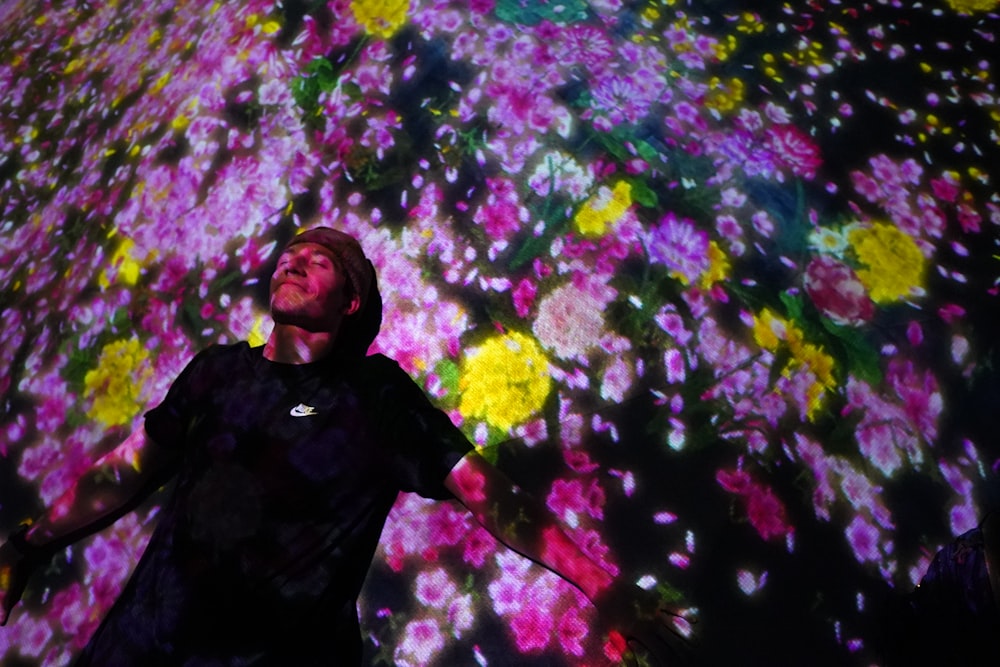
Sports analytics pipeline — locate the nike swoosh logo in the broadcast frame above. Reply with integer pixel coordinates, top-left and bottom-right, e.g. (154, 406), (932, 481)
(290, 403), (318, 417)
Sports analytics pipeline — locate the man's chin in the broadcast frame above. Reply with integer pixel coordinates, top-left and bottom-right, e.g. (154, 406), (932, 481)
(271, 311), (334, 334)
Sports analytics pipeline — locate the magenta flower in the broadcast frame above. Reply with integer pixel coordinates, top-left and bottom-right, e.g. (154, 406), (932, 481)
(510, 603), (553, 653)
(803, 255), (875, 325)
(646, 212), (711, 285)
(717, 469), (793, 541)
(845, 515), (881, 564)
(511, 277), (537, 318)
(462, 526), (497, 568)
(764, 124), (823, 180)
(556, 604), (589, 656)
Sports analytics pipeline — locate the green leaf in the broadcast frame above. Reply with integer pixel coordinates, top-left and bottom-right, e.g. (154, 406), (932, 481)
(627, 177), (659, 208)
(591, 127), (633, 162)
(768, 346), (792, 388)
(437, 359), (461, 396)
(819, 318), (883, 386)
(633, 138), (661, 164)
(62, 343), (99, 392)
(476, 441), (502, 465)
(495, 0), (590, 25)
(779, 291), (803, 322)
(509, 233), (550, 271)
(291, 57), (341, 114)
(509, 213), (570, 270)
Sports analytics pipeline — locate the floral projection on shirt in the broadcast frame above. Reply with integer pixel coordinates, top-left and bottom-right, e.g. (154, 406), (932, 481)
(1, 0), (998, 664)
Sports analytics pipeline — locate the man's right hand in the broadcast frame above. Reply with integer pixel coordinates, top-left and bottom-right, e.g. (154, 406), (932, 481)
(0, 533), (41, 626)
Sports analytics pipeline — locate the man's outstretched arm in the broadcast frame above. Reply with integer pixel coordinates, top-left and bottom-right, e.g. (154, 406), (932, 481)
(0, 426), (176, 626)
(444, 451), (696, 665)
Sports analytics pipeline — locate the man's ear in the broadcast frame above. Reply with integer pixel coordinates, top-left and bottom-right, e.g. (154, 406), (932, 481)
(344, 293), (362, 316)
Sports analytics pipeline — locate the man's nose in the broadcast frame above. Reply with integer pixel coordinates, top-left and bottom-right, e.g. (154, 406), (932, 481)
(284, 254), (308, 274)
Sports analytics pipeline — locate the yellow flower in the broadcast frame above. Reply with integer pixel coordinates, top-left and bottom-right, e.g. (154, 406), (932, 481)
(84, 338), (154, 427)
(698, 241), (731, 289)
(943, 0), (998, 13)
(351, 0), (410, 39)
(574, 181), (633, 236)
(247, 314), (271, 347)
(753, 309), (837, 420)
(752, 308), (785, 351)
(459, 331), (552, 432)
(99, 237), (143, 288)
(704, 77), (745, 112)
(782, 339), (837, 420)
(848, 223), (924, 303)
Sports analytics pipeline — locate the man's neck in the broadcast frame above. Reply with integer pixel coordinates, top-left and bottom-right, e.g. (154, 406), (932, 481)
(263, 323), (338, 364)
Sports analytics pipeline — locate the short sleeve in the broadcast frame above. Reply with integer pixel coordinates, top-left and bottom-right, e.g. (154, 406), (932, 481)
(144, 345), (224, 452)
(360, 355), (473, 499)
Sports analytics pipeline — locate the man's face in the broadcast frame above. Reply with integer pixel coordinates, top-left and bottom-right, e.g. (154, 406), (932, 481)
(269, 242), (359, 332)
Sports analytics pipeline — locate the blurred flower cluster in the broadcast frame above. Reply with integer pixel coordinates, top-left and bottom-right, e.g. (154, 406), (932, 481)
(1, 0), (998, 664)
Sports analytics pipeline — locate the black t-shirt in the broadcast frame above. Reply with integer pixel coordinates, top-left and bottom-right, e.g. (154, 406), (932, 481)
(76, 342), (473, 667)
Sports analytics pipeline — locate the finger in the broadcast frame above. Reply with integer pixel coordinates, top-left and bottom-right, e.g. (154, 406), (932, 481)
(629, 624), (698, 667)
(651, 599), (699, 630)
(626, 637), (662, 667)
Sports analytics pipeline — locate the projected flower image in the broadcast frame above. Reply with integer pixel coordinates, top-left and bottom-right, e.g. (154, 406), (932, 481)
(1, 0), (999, 664)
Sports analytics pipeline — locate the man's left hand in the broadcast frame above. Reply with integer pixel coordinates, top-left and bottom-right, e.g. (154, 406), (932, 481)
(594, 581), (699, 666)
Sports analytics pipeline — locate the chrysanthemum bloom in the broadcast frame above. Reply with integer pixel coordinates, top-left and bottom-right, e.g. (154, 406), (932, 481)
(848, 222), (925, 303)
(459, 331), (552, 432)
(943, 0), (999, 13)
(351, 0), (410, 39)
(84, 338), (154, 427)
(574, 181), (633, 236)
(645, 212), (711, 285)
(533, 282), (607, 361)
(804, 255), (874, 325)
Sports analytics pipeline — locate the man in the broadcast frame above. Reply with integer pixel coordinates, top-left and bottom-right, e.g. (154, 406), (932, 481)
(0, 228), (692, 665)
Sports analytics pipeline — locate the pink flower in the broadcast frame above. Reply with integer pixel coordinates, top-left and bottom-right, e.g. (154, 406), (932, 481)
(488, 570), (526, 615)
(533, 281), (608, 360)
(448, 593), (475, 635)
(846, 515), (881, 563)
(957, 202), (982, 233)
(425, 503), (469, 547)
(462, 526), (496, 568)
(604, 630), (628, 662)
(17, 617), (53, 658)
(473, 178), (526, 240)
(930, 175), (960, 203)
(396, 618), (445, 665)
(745, 483), (792, 541)
(414, 568), (457, 608)
(512, 278), (537, 318)
(563, 25), (614, 71)
(887, 360), (942, 441)
(765, 124), (822, 179)
(449, 463), (486, 503)
(546, 477), (605, 524)
(803, 255), (874, 325)
(564, 448), (601, 474)
(600, 357), (632, 402)
(547, 478), (588, 523)
(51, 583), (101, 649)
(716, 469), (792, 541)
(510, 604), (553, 653)
(646, 212), (710, 285)
(557, 605), (589, 656)
(856, 421), (905, 476)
